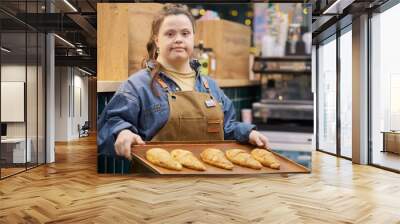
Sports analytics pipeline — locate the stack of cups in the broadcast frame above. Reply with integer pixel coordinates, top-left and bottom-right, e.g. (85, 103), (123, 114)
(241, 109), (252, 124)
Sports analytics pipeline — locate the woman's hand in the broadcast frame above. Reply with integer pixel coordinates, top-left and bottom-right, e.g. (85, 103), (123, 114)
(248, 130), (270, 149)
(115, 129), (145, 160)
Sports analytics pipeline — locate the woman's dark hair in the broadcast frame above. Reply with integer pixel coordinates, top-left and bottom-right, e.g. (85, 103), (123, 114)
(142, 4), (196, 96)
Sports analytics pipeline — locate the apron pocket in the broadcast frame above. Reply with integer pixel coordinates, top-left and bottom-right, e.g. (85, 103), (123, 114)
(207, 119), (222, 133)
(179, 116), (206, 141)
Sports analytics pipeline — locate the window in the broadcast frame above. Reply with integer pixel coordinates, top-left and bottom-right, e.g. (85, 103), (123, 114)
(317, 36), (337, 154)
(370, 3), (400, 171)
(339, 28), (352, 158)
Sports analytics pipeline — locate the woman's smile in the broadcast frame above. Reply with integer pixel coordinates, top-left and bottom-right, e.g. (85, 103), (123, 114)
(171, 47), (186, 52)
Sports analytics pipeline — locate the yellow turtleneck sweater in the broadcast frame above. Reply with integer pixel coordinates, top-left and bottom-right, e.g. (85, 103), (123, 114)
(160, 66), (196, 91)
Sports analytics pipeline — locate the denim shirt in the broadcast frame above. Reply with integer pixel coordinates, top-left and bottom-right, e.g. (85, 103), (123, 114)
(97, 61), (256, 156)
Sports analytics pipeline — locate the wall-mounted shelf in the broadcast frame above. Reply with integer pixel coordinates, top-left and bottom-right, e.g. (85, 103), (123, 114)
(254, 56), (311, 62)
(215, 79), (259, 88)
(97, 77), (259, 92)
(253, 70), (311, 75)
(253, 56), (311, 75)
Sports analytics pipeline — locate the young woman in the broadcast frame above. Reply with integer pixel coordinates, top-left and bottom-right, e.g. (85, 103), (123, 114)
(98, 4), (269, 160)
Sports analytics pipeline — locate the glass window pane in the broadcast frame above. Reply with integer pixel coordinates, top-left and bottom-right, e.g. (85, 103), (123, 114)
(38, 32), (45, 165)
(371, 4), (400, 171)
(318, 37), (337, 154)
(27, 31), (38, 169)
(340, 29), (352, 158)
(1, 31), (27, 177)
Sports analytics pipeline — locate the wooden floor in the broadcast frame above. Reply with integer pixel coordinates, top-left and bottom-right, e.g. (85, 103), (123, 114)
(1, 167), (26, 178)
(372, 150), (400, 171)
(1, 135), (400, 223)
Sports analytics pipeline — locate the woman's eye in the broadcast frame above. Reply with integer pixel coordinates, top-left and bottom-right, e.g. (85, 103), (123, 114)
(182, 32), (189, 36)
(167, 32), (174, 37)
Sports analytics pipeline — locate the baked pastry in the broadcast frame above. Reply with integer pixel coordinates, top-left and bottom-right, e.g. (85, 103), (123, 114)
(146, 148), (182, 171)
(200, 148), (234, 170)
(225, 149), (262, 170)
(251, 148), (280, 169)
(171, 149), (206, 171)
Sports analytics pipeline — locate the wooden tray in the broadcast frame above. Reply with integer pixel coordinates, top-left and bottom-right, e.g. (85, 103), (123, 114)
(131, 141), (310, 175)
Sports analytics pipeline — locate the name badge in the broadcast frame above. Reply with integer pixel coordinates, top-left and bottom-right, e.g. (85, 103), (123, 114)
(205, 99), (216, 108)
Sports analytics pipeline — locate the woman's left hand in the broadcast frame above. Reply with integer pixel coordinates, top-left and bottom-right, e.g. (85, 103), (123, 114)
(248, 130), (270, 149)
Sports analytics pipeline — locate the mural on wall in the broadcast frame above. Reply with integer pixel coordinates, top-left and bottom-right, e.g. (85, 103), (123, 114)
(253, 3), (311, 57)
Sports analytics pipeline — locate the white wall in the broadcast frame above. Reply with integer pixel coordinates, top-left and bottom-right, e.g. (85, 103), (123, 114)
(1, 65), (32, 138)
(1, 63), (46, 164)
(54, 67), (89, 141)
(55, 66), (69, 141)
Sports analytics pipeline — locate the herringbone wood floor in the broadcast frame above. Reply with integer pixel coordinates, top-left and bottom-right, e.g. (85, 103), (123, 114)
(1, 135), (400, 224)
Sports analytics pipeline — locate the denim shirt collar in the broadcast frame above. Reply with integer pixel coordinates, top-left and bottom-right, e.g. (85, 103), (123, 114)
(145, 59), (205, 92)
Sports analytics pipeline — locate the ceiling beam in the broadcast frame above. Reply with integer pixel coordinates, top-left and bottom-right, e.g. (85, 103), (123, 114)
(67, 13), (97, 46)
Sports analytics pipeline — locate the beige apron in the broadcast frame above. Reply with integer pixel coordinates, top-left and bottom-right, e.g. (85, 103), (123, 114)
(151, 77), (224, 141)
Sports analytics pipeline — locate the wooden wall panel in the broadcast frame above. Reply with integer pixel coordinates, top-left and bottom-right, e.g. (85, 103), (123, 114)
(195, 20), (251, 80)
(97, 4), (252, 90)
(97, 3), (163, 83)
(97, 3), (129, 81)
(128, 4), (164, 75)
(88, 77), (97, 132)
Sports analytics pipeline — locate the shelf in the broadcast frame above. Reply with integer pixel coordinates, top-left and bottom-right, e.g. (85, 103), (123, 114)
(254, 56), (311, 62)
(97, 78), (260, 92)
(216, 79), (259, 88)
(254, 70), (311, 75)
(97, 81), (123, 92)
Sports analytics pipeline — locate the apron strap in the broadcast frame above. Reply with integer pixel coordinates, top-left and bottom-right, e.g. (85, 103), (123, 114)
(201, 76), (214, 99)
(156, 77), (170, 93)
(202, 77), (209, 90)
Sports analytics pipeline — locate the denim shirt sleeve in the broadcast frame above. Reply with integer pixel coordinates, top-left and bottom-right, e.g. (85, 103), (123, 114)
(206, 77), (256, 143)
(97, 86), (140, 156)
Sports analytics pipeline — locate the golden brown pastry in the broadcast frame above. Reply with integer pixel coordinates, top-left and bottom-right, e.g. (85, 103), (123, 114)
(251, 148), (280, 169)
(200, 148), (234, 170)
(171, 149), (206, 171)
(146, 148), (182, 171)
(225, 149), (262, 170)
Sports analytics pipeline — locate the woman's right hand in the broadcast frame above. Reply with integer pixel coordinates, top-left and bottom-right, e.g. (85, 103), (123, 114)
(114, 129), (145, 160)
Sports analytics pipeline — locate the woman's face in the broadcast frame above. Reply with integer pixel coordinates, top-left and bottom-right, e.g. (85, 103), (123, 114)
(155, 14), (194, 64)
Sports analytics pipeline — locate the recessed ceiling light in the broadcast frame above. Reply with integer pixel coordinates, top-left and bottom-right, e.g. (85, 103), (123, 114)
(54, 34), (75, 48)
(1, 47), (11, 53)
(63, 0), (78, 12)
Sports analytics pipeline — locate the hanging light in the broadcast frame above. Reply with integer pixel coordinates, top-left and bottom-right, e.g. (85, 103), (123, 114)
(231, 10), (238, 17)
(191, 8), (199, 17)
(246, 11), (253, 18)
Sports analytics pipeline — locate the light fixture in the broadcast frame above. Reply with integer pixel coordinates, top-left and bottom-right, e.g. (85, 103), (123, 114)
(322, 0), (354, 15)
(54, 34), (75, 48)
(63, 0), (78, 12)
(199, 9), (206, 16)
(246, 11), (253, 18)
(77, 67), (93, 76)
(1, 47), (11, 53)
(191, 8), (199, 17)
(231, 10), (238, 17)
